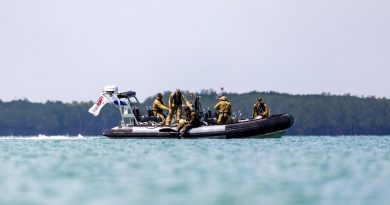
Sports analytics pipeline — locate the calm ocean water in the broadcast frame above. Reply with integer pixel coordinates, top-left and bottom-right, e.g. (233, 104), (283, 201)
(0, 135), (389, 205)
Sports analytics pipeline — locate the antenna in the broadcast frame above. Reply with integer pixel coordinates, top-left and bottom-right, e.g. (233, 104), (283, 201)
(216, 86), (225, 99)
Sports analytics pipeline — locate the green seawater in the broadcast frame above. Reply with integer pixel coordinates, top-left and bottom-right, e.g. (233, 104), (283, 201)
(0, 136), (389, 205)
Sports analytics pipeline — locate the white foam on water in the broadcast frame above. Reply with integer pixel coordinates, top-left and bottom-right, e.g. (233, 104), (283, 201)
(0, 134), (86, 140)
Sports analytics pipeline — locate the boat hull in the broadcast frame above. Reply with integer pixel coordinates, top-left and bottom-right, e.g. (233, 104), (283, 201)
(103, 114), (294, 139)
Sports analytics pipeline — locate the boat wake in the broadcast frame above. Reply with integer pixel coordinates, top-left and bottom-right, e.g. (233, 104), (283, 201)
(0, 134), (86, 140)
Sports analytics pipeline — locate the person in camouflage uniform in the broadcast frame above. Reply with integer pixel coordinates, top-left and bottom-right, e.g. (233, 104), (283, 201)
(177, 105), (201, 138)
(166, 89), (191, 126)
(214, 96), (232, 124)
(252, 97), (269, 119)
(152, 93), (169, 125)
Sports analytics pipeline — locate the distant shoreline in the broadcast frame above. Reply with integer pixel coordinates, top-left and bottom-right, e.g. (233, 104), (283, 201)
(1, 90), (388, 104)
(1, 91), (390, 136)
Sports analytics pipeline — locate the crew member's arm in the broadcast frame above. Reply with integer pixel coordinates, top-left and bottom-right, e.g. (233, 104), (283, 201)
(214, 102), (220, 110)
(182, 95), (191, 108)
(168, 94), (174, 108)
(261, 104), (269, 117)
(156, 100), (169, 111)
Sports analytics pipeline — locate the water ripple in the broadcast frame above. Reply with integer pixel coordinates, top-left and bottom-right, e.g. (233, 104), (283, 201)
(0, 136), (389, 205)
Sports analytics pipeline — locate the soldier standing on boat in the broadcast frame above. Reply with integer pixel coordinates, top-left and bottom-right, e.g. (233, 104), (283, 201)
(252, 97), (269, 119)
(166, 89), (191, 126)
(152, 93), (169, 125)
(214, 95), (232, 124)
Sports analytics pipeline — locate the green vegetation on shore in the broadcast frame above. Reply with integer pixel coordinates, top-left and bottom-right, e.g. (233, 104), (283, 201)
(1, 91), (389, 136)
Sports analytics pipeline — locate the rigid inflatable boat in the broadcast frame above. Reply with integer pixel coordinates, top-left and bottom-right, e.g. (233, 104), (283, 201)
(89, 86), (294, 139)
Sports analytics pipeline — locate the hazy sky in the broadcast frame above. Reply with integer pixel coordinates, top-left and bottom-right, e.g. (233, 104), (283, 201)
(1, 0), (389, 102)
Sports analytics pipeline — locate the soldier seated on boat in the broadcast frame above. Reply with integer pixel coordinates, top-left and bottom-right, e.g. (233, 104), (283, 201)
(214, 95), (232, 124)
(166, 89), (191, 126)
(177, 105), (201, 138)
(152, 93), (169, 125)
(252, 97), (269, 119)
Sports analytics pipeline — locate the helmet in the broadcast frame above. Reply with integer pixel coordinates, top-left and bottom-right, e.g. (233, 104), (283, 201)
(257, 97), (262, 102)
(157, 93), (163, 98)
(175, 89), (181, 94)
(220, 96), (227, 101)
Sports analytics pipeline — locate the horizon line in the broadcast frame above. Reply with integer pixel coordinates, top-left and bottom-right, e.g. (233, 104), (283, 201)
(1, 90), (388, 104)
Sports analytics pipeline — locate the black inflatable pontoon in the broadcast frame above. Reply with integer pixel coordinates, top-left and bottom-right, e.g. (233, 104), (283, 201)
(103, 114), (294, 139)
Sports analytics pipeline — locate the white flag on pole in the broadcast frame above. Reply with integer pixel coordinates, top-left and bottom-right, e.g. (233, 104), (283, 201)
(88, 95), (110, 117)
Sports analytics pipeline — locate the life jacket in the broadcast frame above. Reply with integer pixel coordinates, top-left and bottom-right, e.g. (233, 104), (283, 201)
(172, 93), (182, 107)
(218, 100), (231, 115)
(254, 103), (265, 115)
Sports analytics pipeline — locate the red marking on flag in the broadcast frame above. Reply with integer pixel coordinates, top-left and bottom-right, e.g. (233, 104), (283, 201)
(96, 96), (104, 106)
